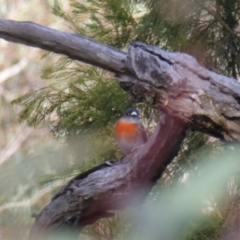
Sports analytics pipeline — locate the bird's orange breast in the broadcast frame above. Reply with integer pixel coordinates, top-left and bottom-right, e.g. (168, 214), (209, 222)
(115, 120), (138, 139)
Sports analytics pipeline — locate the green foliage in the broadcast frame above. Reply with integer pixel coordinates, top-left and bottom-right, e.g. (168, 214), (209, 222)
(135, 0), (240, 78)
(182, 214), (223, 240)
(81, 212), (128, 240)
(13, 0), (147, 139)
(14, 66), (130, 137)
(14, 0), (240, 138)
(52, 0), (138, 48)
(10, 0), (240, 239)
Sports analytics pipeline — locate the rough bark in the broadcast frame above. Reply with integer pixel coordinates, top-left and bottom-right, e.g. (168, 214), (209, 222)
(0, 18), (240, 139)
(1, 18), (240, 237)
(122, 43), (240, 140)
(29, 114), (186, 238)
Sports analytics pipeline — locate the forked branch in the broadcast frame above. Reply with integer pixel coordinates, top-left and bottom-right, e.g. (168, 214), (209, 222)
(1, 18), (240, 238)
(29, 114), (186, 238)
(0, 18), (240, 139)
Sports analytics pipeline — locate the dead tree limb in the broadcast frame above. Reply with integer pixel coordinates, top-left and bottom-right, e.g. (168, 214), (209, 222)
(29, 114), (186, 238)
(0, 18), (127, 73)
(1, 17), (240, 237)
(122, 43), (240, 140)
(0, 18), (240, 139)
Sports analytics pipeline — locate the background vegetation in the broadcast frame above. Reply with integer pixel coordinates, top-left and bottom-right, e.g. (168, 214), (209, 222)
(1, 0), (240, 239)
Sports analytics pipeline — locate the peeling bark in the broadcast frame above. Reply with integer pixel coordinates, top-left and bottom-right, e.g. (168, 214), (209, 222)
(29, 115), (186, 238)
(1, 18), (240, 237)
(121, 42), (240, 140)
(0, 18), (240, 139)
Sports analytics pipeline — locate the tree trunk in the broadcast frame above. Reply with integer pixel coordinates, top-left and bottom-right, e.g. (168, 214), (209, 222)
(29, 114), (186, 238)
(0, 18), (240, 237)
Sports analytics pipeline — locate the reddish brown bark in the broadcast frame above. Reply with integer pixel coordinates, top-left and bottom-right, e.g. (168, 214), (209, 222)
(29, 115), (186, 238)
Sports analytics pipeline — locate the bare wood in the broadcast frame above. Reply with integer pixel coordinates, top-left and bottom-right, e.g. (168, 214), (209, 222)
(29, 114), (186, 238)
(1, 16), (240, 238)
(0, 18), (127, 73)
(0, 59), (27, 83)
(0, 18), (240, 139)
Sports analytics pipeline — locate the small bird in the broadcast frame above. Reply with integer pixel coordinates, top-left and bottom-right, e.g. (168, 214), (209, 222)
(115, 108), (147, 154)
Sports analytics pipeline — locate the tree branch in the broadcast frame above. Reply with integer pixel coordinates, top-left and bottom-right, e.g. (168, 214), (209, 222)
(0, 18), (240, 139)
(122, 42), (240, 140)
(0, 18), (127, 73)
(29, 114), (186, 238)
(1, 17), (240, 237)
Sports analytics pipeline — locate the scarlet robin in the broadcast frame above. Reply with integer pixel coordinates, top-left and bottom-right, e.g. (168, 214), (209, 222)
(115, 108), (147, 154)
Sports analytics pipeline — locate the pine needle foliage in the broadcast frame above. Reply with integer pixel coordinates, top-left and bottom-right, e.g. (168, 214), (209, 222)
(14, 66), (130, 137)
(11, 0), (240, 239)
(13, 0), (148, 139)
(135, 0), (240, 78)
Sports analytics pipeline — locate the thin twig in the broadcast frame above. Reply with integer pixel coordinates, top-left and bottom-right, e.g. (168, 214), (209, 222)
(0, 180), (65, 214)
(0, 124), (33, 166)
(0, 59), (28, 83)
(195, 0), (240, 41)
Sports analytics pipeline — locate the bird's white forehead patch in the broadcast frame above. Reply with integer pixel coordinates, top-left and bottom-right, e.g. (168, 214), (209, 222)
(131, 111), (138, 116)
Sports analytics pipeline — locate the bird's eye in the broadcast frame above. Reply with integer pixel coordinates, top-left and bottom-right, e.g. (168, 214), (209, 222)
(131, 111), (138, 117)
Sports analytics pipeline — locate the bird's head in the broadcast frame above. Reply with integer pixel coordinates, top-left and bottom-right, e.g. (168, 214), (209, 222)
(123, 108), (139, 118)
